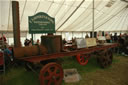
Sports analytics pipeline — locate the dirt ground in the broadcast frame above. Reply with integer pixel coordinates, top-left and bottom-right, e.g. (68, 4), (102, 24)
(79, 56), (128, 85)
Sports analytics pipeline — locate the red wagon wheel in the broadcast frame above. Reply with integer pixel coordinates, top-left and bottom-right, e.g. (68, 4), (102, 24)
(76, 54), (89, 66)
(39, 63), (63, 85)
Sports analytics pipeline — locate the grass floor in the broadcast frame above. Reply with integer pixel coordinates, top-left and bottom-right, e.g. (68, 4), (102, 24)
(0, 54), (127, 85)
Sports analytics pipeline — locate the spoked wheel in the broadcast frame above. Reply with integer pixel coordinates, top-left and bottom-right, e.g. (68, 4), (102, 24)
(76, 54), (89, 66)
(39, 63), (63, 85)
(107, 50), (113, 65)
(97, 50), (113, 68)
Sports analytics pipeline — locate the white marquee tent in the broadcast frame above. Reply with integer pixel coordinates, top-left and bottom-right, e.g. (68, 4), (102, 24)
(0, 0), (128, 45)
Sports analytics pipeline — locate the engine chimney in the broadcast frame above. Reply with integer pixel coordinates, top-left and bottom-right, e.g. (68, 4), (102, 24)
(12, 1), (21, 47)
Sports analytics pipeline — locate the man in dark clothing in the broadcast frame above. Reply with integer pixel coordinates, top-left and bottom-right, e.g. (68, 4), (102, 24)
(113, 33), (118, 53)
(24, 38), (30, 46)
(113, 33), (118, 42)
(63, 38), (67, 45)
(124, 35), (128, 55)
(118, 36), (125, 54)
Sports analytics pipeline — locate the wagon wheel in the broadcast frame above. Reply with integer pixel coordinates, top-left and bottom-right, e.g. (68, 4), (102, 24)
(76, 54), (89, 66)
(39, 63), (63, 85)
(107, 50), (113, 65)
(98, 50), (113, 68)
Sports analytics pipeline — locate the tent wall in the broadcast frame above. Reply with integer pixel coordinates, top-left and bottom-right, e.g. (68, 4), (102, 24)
(1, 0), (128, 32)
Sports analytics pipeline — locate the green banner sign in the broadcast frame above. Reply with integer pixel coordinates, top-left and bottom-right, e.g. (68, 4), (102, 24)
(29, 12), (55, 33)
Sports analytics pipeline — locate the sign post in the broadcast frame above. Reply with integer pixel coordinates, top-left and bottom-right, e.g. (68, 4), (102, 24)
(31, 33), (33, 45)
(28, 12), (55, 45)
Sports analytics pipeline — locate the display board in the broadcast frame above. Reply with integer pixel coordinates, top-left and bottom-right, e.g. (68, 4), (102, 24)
(85, 38), (97, 47)
(75, 38), (86, 49)
(97, 36), (106, 41)
(29, 12), (55, 33)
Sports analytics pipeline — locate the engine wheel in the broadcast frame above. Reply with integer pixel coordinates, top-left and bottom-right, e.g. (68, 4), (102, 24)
(39, 63), (63, 85)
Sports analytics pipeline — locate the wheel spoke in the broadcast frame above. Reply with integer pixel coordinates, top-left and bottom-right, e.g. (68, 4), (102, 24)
(48, 79), (53, 85)
(81, 59), (85, 63)
(44, 75), (51, 80)
(48, 68), (51, 73)
(76, 54), (89, 65)
(55, 72), (61, 77)
(80, 56), (84, 62)
(53, 78), (57, 84)
(53, 66), (58, 74)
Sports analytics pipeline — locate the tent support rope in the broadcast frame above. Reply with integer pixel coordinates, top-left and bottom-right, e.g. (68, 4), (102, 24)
(56, 0), (85, 31)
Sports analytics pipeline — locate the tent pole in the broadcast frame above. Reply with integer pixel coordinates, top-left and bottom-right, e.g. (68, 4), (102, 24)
(82, 32), (83, 38)
(72, 32), (73, 38)
(92, 0), (95, 38)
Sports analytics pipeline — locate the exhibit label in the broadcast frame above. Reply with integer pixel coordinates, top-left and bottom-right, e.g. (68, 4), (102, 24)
(29, 12), (55, 33)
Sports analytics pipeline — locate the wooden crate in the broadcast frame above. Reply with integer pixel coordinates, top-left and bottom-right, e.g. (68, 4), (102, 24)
(41, 35), (62, 54)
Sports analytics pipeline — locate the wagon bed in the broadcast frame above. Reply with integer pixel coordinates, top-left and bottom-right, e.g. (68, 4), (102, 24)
(16, 43), (118, 63)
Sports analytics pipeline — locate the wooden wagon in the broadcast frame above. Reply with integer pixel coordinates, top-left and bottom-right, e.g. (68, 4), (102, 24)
(13, 37), (118, 85)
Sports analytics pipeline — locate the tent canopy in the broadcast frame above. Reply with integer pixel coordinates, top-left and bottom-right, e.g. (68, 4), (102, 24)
(0, 0), (128, 33)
